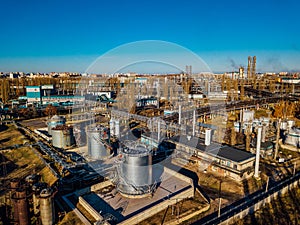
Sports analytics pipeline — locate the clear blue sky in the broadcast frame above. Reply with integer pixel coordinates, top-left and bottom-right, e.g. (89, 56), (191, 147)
(0, 0), (299, 73)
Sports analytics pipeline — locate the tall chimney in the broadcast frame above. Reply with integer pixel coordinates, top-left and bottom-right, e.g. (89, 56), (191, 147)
(254, 126), (262, 179)
(247, 56), (252, 79)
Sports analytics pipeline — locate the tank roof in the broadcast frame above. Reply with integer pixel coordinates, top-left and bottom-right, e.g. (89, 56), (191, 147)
(121, 143), (151, 155)
(52, 124), (73, 130)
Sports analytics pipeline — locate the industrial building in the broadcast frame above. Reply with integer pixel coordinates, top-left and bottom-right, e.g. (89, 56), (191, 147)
(170, 135), (256, 181)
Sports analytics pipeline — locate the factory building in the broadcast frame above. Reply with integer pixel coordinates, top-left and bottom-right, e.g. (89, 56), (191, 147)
(170, 135), (256, 181)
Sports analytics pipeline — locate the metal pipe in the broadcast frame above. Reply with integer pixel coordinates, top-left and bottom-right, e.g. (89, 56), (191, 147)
(192, 109), (196, 136)
(254, 126), (262, 179)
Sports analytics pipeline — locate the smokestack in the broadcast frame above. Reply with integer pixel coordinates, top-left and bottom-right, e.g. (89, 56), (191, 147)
(192, 109), (196, 136)
(252, 56), (256, 78)
(178, 105), (182, 125)
(205, 129), (212, 146)
(254, 126), (262, 179)
(157, 79), (160, 109)
(247, 56), (252, 79)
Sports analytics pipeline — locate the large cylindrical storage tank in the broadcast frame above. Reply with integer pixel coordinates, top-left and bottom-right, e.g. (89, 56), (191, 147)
(51, 125), (75, 149)
(87, 125), (111, 160)
(12, 188), (29, 225)
(47, 115), (66, 136)
(285, 127), (300, 147)
(117, 144), (153, 198)
(39, 188), (55, 225)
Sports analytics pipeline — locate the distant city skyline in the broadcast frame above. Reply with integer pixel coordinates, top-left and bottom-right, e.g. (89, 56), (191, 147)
(0, 0), (299, 73)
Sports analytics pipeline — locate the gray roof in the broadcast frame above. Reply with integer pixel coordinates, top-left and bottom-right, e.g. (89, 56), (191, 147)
(170, 135), (255, 163)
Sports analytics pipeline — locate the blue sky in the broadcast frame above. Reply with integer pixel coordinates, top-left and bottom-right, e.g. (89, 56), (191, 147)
(0, 0), (299, 73)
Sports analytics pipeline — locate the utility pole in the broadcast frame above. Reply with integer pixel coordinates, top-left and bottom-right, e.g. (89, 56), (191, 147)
(293, 162), (297, 176)
(218, 181), (222, 217)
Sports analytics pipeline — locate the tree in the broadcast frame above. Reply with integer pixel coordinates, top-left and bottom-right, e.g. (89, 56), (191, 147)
(45, 104), (57, 118)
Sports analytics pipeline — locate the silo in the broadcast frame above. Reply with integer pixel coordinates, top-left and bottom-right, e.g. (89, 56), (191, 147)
(32, 183), (47, 215)
(117, 143), (153, 198)
(51, 125), (75, 149)
(47, 115), (66, 136)
(87, 125), (111, 160)
(39, 188), (55, 225)
(11, 188), (29, 225)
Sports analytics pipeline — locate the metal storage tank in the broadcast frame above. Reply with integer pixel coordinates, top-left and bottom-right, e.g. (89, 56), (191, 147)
(39, 188), (55, 225)
(287, 120), (295, 130)
(47, 115), (66, 136)
(234, 122), (240, 132)
(280, 121), (288, 130)
(242, 110), (254, 122)
(87, 125), (111, 160)
(285, 127), (300, 147)
(51, 125), (75, 149)
(11, 188), (29, 225)
(117, 143), (153, 197)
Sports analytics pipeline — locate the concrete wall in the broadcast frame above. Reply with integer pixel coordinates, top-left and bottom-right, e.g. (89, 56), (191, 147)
(118, 187), (194, 225)
(76, 180), (112, 196)
(78, 196), (103, 221)
(219, 179), (300, 225)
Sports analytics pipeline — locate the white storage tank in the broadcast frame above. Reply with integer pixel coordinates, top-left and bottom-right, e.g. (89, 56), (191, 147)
(280, 121), (288, 130)
(47, 115), (66, 136)
(87, 125), (111, 160)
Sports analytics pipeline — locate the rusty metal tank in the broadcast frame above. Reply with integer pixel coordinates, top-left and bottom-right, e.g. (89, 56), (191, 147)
(11, 188), (29, 225)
